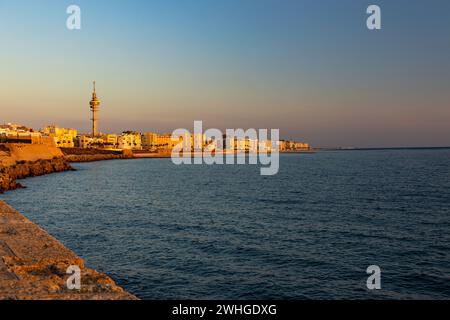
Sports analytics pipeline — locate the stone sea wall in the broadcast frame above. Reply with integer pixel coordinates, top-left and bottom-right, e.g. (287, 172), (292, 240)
(0, 143), (138, 299)
(64, 153), (132, 162)
(0, 201), (137, 300)
(61, 147), (133, 162)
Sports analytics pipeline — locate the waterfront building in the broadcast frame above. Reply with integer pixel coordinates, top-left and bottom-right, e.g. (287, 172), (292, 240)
(141, 132), (158, 149)
(204, 140), (216, 152)
(0, 123), (32, 133)
(43, 125), (77, 148)
(294, 142), (310, 150)
(118, 131), (142, 150)
(191, 133), (206, 152)
(224, 137), (258, 152)
(141, 132), (182, 151)
(259, 140), (273, 153)
(74, 133), (120, 150)
(278, 140), (287, 151)
(100, 134), (119, 149)
(74, 135), (105, 149)
(160, 133), (181, 150)
(0, 123), (43, 144)
(278, 140), (311, 151)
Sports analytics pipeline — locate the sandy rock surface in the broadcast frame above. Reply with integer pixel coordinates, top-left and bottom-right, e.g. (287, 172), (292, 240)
(0, 201), (137, 300)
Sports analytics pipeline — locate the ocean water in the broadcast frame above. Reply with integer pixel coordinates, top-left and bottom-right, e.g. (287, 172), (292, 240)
(1, 149), (450, 299)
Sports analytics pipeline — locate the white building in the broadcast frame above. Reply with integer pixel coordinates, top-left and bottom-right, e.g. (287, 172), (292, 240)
(118, 131), (142, 150)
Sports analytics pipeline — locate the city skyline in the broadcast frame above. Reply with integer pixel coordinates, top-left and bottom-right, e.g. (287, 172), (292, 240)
(1, 0), (450, 148)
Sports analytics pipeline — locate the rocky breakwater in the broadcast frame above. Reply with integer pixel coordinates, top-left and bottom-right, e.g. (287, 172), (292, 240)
(61, 148), (133, 162)
(0, 158), (73, 193)
(0, 144), (74, 193)
(0, 201), (137, 300)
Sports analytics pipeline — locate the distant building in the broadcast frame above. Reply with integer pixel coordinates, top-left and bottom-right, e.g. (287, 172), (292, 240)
(259, 140), (274, 152)
(141, 132), (182, 151)
(191, 133), (206, 152)
(294, 142), (310, 150)
(279, 140), (310, 151)
(43, 125), (77, 148)
(0, 123), (43, 144)
(74, 135), (105, 149)
(141, 132), (158, 149)
(118, 131), (142, 150)
(100, 134), (119, 149)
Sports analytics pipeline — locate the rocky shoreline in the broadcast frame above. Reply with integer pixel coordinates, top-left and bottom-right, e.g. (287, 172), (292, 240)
(0, 144), (138, 299)
(0, 146), (136, 193)
(64, 153), (132, 163)
(0, 158), (74, 193)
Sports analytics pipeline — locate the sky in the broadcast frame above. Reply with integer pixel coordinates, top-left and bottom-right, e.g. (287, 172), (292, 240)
(1, 0), (449, 148)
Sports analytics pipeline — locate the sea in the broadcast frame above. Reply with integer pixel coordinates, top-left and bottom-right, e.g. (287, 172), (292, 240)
(1, 149), (449, 299)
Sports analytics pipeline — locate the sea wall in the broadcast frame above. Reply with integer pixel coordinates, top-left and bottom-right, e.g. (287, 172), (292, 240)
(64, 153), (132, 162)
(0, 144), (73, 193)
(0, 144), (137, 299)
(61, 148), (134, 162)
(0, 201), (137, 300)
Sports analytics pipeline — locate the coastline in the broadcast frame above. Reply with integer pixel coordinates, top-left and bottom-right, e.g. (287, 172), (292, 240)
(1, 145), (448, 300)
(0, 144), (138, 300)
(1, 145), (318, 192)
(0, 158), (74, 193)
(0, 144), (314, 299)
(132, 150), (316, 158)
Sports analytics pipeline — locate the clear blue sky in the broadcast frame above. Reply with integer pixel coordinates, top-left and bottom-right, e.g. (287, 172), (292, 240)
(1, 0), (449, 147)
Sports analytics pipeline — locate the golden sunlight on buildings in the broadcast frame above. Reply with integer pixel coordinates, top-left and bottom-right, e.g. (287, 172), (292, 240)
(1, 122), (311, 154)
(101, 134), (119, 148)
(43, 125), (77, 148)
(279, 140), (311, 152)
(1, 84), (311, 154)
(118, 131), (142, 150)
(0, 123), (51, 145)
(74, 135), (105, 149)
(142, 132), (182, 151)
(142, 132), (208, 152)
(1, 123), (39, 144)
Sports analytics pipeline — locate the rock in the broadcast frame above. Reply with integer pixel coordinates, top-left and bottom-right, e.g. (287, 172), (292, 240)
(0, 201), (138, 300)
(0, 158), (74, 193)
